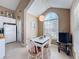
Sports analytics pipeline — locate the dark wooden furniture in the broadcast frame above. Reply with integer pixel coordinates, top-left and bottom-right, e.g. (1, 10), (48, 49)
(57, 42), (72, 55)
(58, 32), (72, 55)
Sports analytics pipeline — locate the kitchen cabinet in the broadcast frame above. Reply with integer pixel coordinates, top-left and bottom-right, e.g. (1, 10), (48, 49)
(0, 16), (16, 44)
(0, 38), (5, 59)
(0, 16), (16, 28)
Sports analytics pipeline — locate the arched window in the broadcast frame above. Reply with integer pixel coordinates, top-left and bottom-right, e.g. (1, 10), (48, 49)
(44, 12), (58, 40)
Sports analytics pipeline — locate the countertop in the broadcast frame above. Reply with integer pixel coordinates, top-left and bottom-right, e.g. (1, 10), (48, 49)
(0, 34), (5, 39)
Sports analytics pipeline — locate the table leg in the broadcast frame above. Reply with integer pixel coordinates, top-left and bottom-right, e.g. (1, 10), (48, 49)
(41, 47), (43, 59)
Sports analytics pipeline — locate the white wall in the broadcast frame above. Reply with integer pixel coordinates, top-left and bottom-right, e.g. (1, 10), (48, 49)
(71, 0), (79, 59)
(24, 9), (38, 45)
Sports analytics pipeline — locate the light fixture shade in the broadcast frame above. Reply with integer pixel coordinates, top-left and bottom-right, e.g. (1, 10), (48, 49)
(39, 15), (44, 21)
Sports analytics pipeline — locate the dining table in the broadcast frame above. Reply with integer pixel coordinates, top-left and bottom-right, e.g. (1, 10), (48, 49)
(31, 36), (50, 59)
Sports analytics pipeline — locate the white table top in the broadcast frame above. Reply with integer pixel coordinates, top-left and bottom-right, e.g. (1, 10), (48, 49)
(31, 36), (49, 44)
(31, 36), (49, 47)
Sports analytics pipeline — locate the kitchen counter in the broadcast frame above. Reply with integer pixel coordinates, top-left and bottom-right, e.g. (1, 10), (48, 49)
(0, 34), (5, 39)
(0, 37), (5, 39)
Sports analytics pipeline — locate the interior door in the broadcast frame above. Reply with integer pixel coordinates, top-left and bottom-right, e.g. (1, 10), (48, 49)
(4, 23), (16, 43)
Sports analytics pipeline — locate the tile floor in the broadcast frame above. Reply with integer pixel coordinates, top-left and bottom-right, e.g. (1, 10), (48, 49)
(5, 42), (73, 59)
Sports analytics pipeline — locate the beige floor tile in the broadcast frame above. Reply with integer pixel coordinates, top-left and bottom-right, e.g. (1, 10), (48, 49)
(5, 42), (73, 59)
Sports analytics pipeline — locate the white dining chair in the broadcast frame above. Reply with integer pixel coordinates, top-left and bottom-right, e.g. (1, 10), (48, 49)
(27, 40), (41, 59)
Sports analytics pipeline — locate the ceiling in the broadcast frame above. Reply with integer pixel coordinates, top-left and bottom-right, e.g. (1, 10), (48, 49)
(27, 0), (74, 17)
(0, 0), (20, 10)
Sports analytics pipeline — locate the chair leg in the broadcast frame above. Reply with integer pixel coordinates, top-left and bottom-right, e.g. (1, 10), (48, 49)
(36, 56), (37, 59)
(28, 55), (29, 59)
(28, 53), (30, 59)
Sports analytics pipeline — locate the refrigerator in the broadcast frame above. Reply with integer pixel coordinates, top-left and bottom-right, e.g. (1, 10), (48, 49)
(4, 23), (16, 44)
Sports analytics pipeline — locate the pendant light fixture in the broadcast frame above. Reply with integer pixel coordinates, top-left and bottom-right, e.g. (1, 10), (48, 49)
(39, 15), (44, 21)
